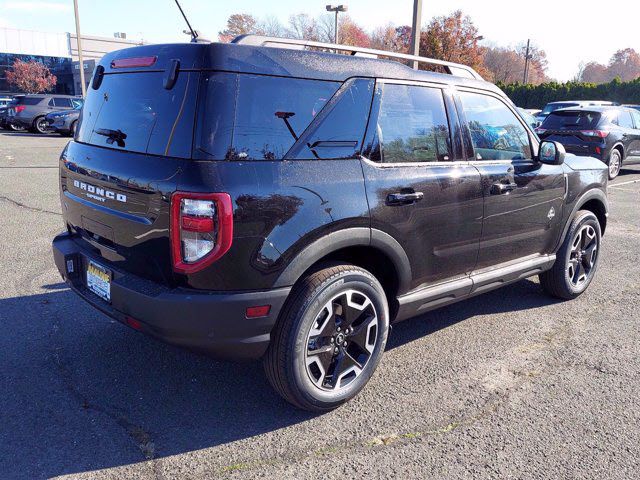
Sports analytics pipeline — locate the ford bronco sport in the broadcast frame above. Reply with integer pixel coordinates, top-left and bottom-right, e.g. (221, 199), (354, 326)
(52, 36), (608, 411)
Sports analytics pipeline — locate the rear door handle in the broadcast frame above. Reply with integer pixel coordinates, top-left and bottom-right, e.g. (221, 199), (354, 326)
(490, 182), (517, 195)
(386, 191), (424, 205)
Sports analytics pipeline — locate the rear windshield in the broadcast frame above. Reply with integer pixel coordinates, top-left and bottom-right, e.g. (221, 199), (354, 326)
(77, 72), (197, 159)
(541, 103), (579, 115)
(16, 97), (44, 106)
(196, 73), (340, 160)
(542, 111), (602, 129)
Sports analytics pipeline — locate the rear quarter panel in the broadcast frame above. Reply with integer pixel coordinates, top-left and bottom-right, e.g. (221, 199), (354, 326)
(176, 159), (369, 290)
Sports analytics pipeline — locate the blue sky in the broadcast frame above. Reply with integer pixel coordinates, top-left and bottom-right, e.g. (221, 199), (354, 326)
(0, 0), (638, 81)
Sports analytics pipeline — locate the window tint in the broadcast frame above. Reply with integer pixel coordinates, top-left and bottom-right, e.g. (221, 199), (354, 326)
(618, 110), (634, 129)
(53, 97), (72, 108)
(541, 102), (578, 115)
(197, 74), (339, 160)
(375, 83), (451, 163)
(630, 110), (640, 129)
(17, 97), (43, 106)
(290, 78), (374, 160)
(542, 111), (601, 130)
(78, 71), (197, 158)
(459, 92), (531, 160)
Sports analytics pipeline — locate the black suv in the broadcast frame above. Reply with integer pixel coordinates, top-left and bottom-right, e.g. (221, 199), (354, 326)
(537, 106), (640, 179)
(52, 37), (608, 411)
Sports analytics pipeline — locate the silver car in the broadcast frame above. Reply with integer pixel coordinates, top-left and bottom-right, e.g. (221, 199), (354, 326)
(8, 94), (83, 134)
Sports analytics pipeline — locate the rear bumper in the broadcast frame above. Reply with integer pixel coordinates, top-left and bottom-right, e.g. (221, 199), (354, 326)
(52, 232), (290, 360)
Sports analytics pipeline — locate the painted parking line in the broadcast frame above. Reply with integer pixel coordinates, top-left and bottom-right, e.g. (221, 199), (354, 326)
(609, 179), (640, 189)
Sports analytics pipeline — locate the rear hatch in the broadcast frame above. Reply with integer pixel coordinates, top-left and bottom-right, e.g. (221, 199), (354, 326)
(537, 110), (604, 154)
(60, 44), (203, 285)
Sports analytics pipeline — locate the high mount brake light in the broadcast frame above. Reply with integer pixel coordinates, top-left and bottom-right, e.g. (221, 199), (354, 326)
(170, 192), (233, 274)
(111, 56), (157, 69)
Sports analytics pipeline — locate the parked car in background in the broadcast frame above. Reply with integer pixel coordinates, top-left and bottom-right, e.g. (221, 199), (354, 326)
(0, 96), (25, 131)
(524, 108), (541, 116)
(623, 104), (640, 112)
(537, 106), (640, 179)
(53, 37), (609, 411)
(7, 94), (83, 134)
(536, 101), (619, 123)
(46, 104), (82, 136)
(517, 107), (541, 130)
(0, 96), (12, 107)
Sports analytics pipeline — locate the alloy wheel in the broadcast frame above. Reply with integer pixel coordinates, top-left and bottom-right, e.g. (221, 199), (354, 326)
(609, 151), (621, 178)
(305, 289), (378, 391)
(567, 224), (598, 287)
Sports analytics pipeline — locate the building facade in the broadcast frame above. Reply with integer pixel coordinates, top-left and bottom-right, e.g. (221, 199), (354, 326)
(0, 28), (143, 96)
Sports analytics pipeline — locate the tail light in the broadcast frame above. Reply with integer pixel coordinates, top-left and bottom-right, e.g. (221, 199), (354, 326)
(170, 192), (233, 274)
(14, 105), (26, 114)
(581, 130), (609, 138)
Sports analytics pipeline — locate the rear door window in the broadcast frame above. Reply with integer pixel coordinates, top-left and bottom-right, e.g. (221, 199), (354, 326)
(197, 74), (339, 160)
(53, 98), (72, 108)
(373, 83), (452, 163)
(77, 72), (197, 159)
(618, 110), (635, 129)
(459, 91), (532, 160)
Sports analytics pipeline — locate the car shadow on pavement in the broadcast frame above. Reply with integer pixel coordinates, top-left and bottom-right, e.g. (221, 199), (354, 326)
(0, 278), (559, 478)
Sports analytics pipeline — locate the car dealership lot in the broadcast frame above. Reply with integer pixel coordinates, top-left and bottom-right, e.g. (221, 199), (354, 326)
(1, 131), (639, 479)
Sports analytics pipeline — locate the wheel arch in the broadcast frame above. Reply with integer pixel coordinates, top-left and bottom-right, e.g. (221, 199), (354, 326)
(557, 189), (608, 250)
(273, 228), (412, 313)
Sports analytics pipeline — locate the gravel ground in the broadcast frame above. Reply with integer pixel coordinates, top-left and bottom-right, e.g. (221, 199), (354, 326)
(1, 131), (639, 479)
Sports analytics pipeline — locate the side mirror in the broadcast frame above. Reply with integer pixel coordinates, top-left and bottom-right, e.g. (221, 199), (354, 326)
(539, 140), (566, 165)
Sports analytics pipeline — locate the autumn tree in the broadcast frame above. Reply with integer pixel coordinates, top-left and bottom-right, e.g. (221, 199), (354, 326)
(419, 10), (487, 76)
(218, 14), (262, 42)
(6, 59), (56, 94)
(484, 47), (522, 84)
(338, 15), (370, 47)
(578, 48), (640, 83)
(287, 13), (319, 41)
(370, 24), (411, 53)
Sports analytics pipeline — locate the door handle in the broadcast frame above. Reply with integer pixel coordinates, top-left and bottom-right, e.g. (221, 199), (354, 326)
(386, 191), (424, 205)
(490, 182), (517, 195)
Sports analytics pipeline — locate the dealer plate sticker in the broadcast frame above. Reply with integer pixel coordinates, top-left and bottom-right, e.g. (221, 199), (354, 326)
(87, 261), (111, 302)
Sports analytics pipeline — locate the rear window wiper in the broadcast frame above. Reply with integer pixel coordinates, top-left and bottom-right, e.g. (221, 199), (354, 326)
(95, 128), (127, 147)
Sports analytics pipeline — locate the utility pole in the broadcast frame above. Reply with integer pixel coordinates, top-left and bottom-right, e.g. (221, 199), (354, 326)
(410, 0), (423, 69)
(73, 0), (86, 97)
(523, 38), (531, 85)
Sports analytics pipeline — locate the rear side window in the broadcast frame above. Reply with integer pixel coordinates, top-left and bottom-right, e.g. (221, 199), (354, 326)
(17, 97), (43, 106)
(459, 91), (532, 161)
(630, 110), (640, 129)
(542, 111), (602, 130)
(53, 98), (72, 107)
(197, 74), (339, 160)
(77, 72), (197, 159)
(373, 83), (452, 163)
(617, 110), (635, 129)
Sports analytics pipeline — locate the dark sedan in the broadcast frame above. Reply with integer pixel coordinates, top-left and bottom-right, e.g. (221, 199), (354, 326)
(536, 106), (640, 179)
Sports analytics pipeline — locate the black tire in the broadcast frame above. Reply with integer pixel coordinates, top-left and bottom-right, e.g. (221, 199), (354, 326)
(68, 120), (77, 137)
(9, 123), (24, 132)
(539, 210), (601, 300)
(32, 116), (48, 134)
(607, 148), (622, 180)
(264, 264), (389, 412)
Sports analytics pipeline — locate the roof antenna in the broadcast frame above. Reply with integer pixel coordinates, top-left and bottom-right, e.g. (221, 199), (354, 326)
(174, 0), (198, 42)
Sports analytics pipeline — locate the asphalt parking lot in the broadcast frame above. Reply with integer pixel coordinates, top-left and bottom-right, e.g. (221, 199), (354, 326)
(1, 131), (639, 479)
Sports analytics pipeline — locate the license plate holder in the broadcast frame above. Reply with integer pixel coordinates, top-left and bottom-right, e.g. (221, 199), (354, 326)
(86, 260), (111, 303)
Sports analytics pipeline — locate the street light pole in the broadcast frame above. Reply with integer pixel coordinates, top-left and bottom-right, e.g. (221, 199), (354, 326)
(73, 0), (86, 97)
(409, 0), (423, 69)
(326, 5), (348, 44)
(523, 38), (531, 84)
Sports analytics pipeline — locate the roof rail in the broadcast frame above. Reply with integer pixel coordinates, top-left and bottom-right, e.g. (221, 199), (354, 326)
(231, 34), (483, 81)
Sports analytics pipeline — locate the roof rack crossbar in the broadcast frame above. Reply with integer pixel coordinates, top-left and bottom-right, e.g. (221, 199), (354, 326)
(231, 35), (483, 80)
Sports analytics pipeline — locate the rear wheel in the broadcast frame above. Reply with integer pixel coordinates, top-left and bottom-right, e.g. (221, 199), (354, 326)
(9, 123), (24, 132)
(264, 264), (389, 411)
(539, 210), (601, 299)
(65, 120), (77, 137)
(607, 148), (622, 180)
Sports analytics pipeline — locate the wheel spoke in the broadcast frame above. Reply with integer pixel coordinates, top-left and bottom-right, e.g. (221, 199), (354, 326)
(327, 351), (361, 389)
(306, 344), (336, 386)
(336, 292), (369, 329)
(348, 316), (377, 353)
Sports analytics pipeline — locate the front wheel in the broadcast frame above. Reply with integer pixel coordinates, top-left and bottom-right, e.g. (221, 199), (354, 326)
(32, 116), (48, 134)
(539, 210), (601, 299)
(264, 264), (389, 411)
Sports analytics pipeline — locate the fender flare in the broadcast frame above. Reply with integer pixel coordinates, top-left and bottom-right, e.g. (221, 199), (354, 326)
(557, 188), (609, 250)
(273, 227), (412, 294)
